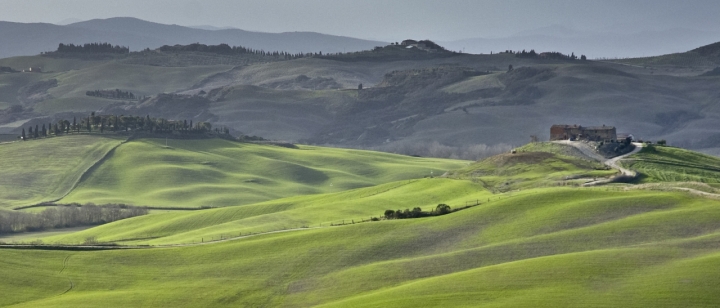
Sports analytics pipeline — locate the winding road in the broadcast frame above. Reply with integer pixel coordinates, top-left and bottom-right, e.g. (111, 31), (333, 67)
(553, 140), (643, 185)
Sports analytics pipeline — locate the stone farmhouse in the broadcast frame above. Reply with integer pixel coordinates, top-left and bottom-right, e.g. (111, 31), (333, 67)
(550, 124), (617, 141)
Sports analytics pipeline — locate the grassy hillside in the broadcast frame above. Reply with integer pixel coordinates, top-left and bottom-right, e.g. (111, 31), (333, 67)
(44, 178), (488, 245)
(449, 142), (617, 192)
(0, 135), (124, 209)
(622, 145), (720, 183)
(0, 55), (104, 73)
(5, 49), (720, 155)
(0, 71), (48, 108)
(60, 138), (466, 208)
(3, 188), (720, 307)
(4, 137), (720, 306)
(209, 85), (357, 141)
(48, 62), (233, 99)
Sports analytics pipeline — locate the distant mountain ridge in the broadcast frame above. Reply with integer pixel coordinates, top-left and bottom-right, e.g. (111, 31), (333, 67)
(0, 17), (386, 58)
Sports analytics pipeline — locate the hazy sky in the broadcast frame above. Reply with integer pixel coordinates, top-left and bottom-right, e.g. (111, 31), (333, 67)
(2, 0), (720, 41)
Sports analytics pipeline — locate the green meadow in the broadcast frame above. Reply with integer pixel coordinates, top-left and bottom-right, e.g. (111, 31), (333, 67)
(3, 137), (720, 307)
(0, 135), (123, 209)
(44, 178), (491, 245)
(3, 188), (720, 307)
(450, 142), (617, 191)
(623, 145), (720, 183)
(60, 138), (465, 208)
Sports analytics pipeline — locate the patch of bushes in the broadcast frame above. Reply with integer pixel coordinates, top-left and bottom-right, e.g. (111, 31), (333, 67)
(383, 204), (453, 220)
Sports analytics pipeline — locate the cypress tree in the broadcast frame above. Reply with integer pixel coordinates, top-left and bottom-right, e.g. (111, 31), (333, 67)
(87, 117), (91, 132)
(21, 128), (25, 140)
(42, 124), (46, 137)
(34, 125), (39, 138)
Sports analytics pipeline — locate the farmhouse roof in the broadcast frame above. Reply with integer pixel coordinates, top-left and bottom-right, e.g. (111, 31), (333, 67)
(585, 126), (615, 130)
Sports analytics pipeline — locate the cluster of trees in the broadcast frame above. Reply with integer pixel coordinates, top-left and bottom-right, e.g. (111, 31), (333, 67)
(503, 49), (587, 60)
(56, 43), (129, 54)
(86, 89), (137, 100)
(383, 204), (452, 220)
(0, 203), (148, 234)
(20, 112), (224, 140)
(157, 43), (318, 60)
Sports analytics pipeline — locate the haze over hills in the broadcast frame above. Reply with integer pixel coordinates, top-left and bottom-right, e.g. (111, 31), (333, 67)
(0, 17), (386, 59)
(3, 28), (720, 157)
(441, 26), (720, 59)
(4, 17), (720, 60)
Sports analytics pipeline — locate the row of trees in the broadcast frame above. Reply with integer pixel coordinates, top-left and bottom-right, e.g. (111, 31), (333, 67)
(0, 203), (148, 234)
(56, 43), (130, 54)
(504, 49), (587, 60)
(21, 113), (224, 140)
(86, 89), (137, 100)
(157, 43), (321, 60)
(383, 204), (452, 220)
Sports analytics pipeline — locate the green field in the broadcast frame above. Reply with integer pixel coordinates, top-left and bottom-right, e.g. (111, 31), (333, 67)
(450, 142), (617, 192)
(0, 135), (124, 209)
(3, 136), (720, 306)
(623, 145), (720, 183)
(60, 138), (466, 208)
(44, 178), (489, 245)
(3, 188), (720, 307)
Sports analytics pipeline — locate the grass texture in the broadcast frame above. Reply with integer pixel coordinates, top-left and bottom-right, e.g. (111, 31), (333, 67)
(623, 145), (720, 183)
(4, 138), (720, 307)
(0, 135), (123, 209)
(60, 138), (466, 208)
(3, 188), (720, 307)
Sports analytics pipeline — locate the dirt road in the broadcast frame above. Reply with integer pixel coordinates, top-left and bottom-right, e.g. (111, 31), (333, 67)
(553, 140), (643, 185)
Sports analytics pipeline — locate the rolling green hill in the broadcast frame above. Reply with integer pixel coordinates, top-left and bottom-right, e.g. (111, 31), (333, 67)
(59, 137), (466, 208)
(449, 142), (617, 192)
(0, 135), (124, 209)
(43, 178), (489, 245)
(623, 145), (720, 183)
(3, 136), (720, 306)
(3, 187), (720, 307)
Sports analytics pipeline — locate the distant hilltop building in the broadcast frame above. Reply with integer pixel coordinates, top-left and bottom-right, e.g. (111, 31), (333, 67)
(550, 124), (617, 142)
(399, 39), (444, 52)
(22, 67), (42, 73)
